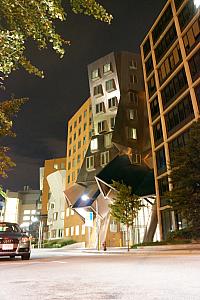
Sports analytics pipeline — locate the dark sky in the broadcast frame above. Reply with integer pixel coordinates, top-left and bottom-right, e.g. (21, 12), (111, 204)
(0, 0), (166, 191)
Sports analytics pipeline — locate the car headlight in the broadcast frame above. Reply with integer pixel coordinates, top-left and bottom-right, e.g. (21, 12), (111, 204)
(21, 237), (30, 243)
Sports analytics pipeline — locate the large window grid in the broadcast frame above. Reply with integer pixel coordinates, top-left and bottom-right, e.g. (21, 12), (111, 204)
(178, 0), (196, 31)
(165, 93), (194, 136)
(183, 17), (200, 55)
(152, 4), (173, 44)
(158, 44), (182, 85)
(155, 23), (177, 64)
(188, 49), (200, 82)
(161, 67), (188, 109)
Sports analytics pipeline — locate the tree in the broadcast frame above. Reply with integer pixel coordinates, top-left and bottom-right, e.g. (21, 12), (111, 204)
(109, 181), (142, 251)
(0, 98), (26, 178)
(0, 0), (113, 78)
(164, 120), (200, 236)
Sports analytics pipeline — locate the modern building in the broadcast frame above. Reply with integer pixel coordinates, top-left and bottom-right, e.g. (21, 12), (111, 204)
(2, 187), (41, 237)
(41, 157), (66, 240)
(65, 51), (157, 247)
(140, 0), (200, 239)
(64, 97), (93, 241)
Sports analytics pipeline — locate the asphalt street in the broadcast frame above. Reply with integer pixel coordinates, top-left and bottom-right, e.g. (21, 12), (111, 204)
(0, 249), (200, 300)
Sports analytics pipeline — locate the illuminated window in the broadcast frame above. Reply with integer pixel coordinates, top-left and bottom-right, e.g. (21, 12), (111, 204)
(129, 60), (137, 69)
(71, 226), (74, 236)
(105, 79), (116, 92)
(66, 228), (69, 237)
(66, 208), (70, 217)
(86, 156), (95, 170)
(53, 212), (58, 220)
(129, 109), (137, 120)
(54, 163), (58, 169)
(100, 151), (109, 166)
(91, 138), (98, 152)
(91, 68), (100, 80)
(103, 63), (112, 73)
(94, 85), (103, 97)
(128, 128), (137, 140)
(104, 133), (112, 148)
(82, 224), (85, 235)
(110, 117), (115, 129)
(23, 216), (30, 221)
(24, 210), (30, 215)
(75, 225), (79, 236)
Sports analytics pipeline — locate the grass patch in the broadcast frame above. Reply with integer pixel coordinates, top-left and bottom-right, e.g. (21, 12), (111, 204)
(42, 239), (76, 248)
(131, 239), (191, 249)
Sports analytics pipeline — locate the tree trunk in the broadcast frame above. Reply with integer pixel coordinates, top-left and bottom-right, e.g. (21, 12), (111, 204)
(127, 225), (129, 252)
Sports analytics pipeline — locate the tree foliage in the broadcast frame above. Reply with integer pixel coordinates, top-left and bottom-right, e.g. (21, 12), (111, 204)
(0, 98), (26, 178)
(164, 121), (200, 233)
(0, 0), (113, 77)
(109, 181), (142, 250)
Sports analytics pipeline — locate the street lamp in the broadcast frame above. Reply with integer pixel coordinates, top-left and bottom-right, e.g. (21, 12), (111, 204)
(81, 194), (100, 250)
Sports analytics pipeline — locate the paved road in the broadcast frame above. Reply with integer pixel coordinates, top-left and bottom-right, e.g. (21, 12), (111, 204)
(0, 249), (200, 300)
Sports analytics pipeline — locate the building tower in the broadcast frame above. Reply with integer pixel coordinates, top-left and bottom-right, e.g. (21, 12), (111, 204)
(140, 0), (200, 239)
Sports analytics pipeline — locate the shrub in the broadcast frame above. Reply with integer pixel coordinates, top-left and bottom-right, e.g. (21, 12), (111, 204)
(43, 239), (76, 248)
(167, 227), (200, 241)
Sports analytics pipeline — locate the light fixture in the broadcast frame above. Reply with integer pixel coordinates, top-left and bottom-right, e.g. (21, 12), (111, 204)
(81, 194), (89, 201)
(194, 0), (200, 8)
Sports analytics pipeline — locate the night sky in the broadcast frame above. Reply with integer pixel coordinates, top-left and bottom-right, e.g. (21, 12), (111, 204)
(0, 0), (166, 191)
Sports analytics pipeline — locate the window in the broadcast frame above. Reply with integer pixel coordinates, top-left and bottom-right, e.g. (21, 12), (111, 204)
(152, 4), (173, 44)
(51, 230), (56, 238)
(132, 153), (141, 164)
(178, 1), (196, 31)
(110, 220), (117, 232)
(69, 125), (72, 132)
(60, 211), (64, 220)
(105, 79), (116, 92)
(129, 60), (137, 69)
(89, 117), (93, 125)
(84, 123), (87, 131)
(23, 216), (30, 221)
(158, 176), (169, 207)
(71, 226), (74, 236)
(162, 68), (188, 108)
(50, 202), (55, 209)
(79, 115), (82, 123)
(128, 128), (137, 140)
(91, 138), (98, 151)
(83, 136), (86, 144)
(189, 49), (200, 82)
(98, 120), (106, 133)
(94, 85), (103, 97)
(104, 133), (112, 148)
(74, 133), (76, 141)
(143, 38), (151, 58)
(68, 162), (71, 170)
(31, 210), (36, 214)
(147, 75), (156, 98)
(96, 102), (105, 114)
(169, 130), (189, 156)
(24, 210), (30, 215)
(84, 110), (87, 118)
(77, 154), (81, 163)
(82, 224), (85, 235)
(66, 228), (69, 236)
(78, 141), (81, 149)
(103, 63), (112, 73)
(150, 97), (160, 120)
(53, 212), (58, 221)
(110, 117), (115, 129)
(145, 56), (153, 77)
(183, 18), (200, 54)
(67, 175), (70, 184)
(73, 145), (76, 153)
(75, 225), (79, 236)
(153, 120), (163, 144)
(91, 68), (100, 80)
(155, 23), (177, 63)
(108, 97), (118, 109)
(69, 137), (72, 145)
(68, 149), (71, 157)
(130, 74), (138, 84)
(101, 151), (109, 166)
(72, 159), (76, 168)
(74, 120), (77, 128)
(54, 163), (58, 169)
(86, 156), (94, 170)
(61, 162), (65, 169)
(66, 208), (70, 217)
(156, 147), (166, 174)
(78, 128), (81, 136)
(72, 172), (75, 181)
(129, 109), (137, 120)
(165, 93), (194, 135)
(129, 92), (138, 105)
(158, 45), (182, 85)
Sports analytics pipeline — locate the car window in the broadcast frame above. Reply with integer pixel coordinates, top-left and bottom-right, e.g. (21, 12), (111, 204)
(0, 223), (20, 233)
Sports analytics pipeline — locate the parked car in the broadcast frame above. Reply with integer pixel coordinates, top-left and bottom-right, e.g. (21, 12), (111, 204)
(0, 222), (31, 260)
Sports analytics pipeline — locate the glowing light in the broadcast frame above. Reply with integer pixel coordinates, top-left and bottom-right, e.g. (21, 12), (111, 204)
(194, 0), (200, 7)
(81, 194), (89, 201)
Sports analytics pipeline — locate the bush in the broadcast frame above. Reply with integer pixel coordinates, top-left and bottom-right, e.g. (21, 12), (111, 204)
(131, 239), (191, 249)
(43, 239), (76, 248)
(167, 227), (200, 241)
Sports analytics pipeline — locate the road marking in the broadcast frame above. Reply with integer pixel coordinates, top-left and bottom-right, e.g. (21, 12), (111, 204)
(52, 261), (68, 264)
(0, 260), (68, 266)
